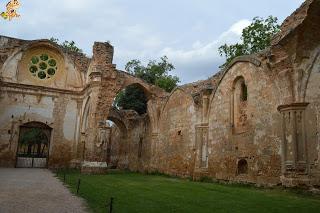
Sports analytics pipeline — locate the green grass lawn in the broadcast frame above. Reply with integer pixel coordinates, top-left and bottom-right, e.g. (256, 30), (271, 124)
(56, 170), (320, 213)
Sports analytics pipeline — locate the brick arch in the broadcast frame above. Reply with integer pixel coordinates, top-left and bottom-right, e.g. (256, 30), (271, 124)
(207, 56), (273, 117)
(160, 87), (196, 117)
(116, 70), (167, 99)
(208, 56), (261, 107)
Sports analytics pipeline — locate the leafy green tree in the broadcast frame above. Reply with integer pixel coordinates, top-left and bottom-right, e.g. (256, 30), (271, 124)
(125, 56), (179, 92)
(49, 37), (83, 53)
(114, 85), (148, 115)
(114, 56), (179, 114)
(20, 128), (48, 157)
(218, 16), (280, 68)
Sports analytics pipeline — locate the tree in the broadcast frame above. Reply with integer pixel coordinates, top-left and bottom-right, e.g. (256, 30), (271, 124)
(114, 56), (179, 114)
(49, 37), (83, 53)
(125, 56), (179, 92)
(114, 85), (148, 115)
(218, 16), (280, 68)
(20, 128), (48, 157)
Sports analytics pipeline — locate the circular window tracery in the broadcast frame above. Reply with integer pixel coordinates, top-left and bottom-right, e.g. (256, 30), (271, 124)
(28, 53), (58, 80)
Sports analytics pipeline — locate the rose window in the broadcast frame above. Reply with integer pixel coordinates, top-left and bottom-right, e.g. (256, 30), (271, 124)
(28, 53), (58, 80)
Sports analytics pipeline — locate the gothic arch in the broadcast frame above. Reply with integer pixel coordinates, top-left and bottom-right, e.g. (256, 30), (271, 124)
(207, 56), (261, 113)
(160, 87), (196, 118)
(116, 70), (167, 99)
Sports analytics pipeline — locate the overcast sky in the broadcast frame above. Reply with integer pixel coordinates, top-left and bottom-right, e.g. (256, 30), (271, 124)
(1, 0), (304, 84)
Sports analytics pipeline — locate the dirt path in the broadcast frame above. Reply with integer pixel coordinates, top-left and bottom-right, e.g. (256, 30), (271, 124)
(0, 168), (88, 213)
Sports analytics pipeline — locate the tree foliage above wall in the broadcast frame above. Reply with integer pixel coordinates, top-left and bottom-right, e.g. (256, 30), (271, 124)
(218, 16), (280, 68)
(114, 56), (180, 114)
(49, 37), (83, 53)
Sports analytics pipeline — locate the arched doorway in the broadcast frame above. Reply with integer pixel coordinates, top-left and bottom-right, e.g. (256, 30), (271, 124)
(106, 108), (129, 168)
(16, 122), (52, 168)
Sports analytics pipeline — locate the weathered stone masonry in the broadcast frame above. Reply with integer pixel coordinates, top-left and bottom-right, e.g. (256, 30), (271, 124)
(0, 0), (320, 188)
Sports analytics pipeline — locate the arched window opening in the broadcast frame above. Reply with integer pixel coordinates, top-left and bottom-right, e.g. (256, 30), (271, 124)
(237, 159), (248, 175)
(240, 82), (248, 102)
(232, 77), (249, 134)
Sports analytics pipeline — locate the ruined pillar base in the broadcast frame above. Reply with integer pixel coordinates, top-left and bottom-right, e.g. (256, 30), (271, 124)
(81, 161), (108, 174)
(280, 175), (314, 187)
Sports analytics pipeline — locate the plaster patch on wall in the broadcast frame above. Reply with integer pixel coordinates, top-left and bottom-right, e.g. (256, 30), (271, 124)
(63, 100), (77, 141)
(0, 100), (54, 125)
(1, 52), (22, 81)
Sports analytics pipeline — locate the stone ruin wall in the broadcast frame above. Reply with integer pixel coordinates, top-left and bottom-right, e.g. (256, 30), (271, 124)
(0, 0), (320, 188)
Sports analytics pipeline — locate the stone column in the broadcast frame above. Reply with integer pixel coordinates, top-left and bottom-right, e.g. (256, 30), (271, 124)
(278, 103), (309, 175)
(81, 42), (114, 173)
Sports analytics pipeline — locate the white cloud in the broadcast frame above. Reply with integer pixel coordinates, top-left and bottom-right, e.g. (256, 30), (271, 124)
(157, 19), (251, 83)
(2, 0), (301, 85)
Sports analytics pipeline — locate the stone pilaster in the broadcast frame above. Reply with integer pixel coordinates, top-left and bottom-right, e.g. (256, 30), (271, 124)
(195, 124), (209, 169)
(278, 103), (309, 176)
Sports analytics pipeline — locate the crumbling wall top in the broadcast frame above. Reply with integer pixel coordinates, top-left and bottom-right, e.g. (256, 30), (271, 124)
(271, 0), (314, 46)
(92, 42), (114, 65)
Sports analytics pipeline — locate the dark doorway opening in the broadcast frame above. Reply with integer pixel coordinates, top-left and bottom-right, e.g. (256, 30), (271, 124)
(16, 122), (52, 168)
(237, 159), (248, 175)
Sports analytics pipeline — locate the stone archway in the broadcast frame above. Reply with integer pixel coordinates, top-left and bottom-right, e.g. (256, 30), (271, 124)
(15, 122), (52, 168)
(107, 107), (129, 168)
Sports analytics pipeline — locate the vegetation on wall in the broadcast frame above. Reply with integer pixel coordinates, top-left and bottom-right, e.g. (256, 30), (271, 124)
(114, 84), (148, 115)
(218, 16), (280, 68)
(114, 56), (180, 114)
(49, 37), (83, 53)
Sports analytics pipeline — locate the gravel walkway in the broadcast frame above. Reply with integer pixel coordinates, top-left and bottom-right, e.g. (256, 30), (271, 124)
(0, 168), (88, 213)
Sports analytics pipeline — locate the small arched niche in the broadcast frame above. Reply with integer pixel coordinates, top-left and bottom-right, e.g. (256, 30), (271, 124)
(237, 159), (248, 175)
